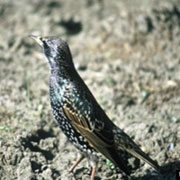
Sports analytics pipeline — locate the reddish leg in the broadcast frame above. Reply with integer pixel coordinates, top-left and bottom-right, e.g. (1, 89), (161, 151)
(69, 154), (85, 172)
(90, 164), (97, 180)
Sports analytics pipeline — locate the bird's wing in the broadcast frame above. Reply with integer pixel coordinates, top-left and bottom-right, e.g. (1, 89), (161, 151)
(62, 98), (114, 148)
(62, 98), (132, 175)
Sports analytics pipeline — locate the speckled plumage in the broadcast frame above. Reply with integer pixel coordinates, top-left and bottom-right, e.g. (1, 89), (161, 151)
(30, 35), (160, 180)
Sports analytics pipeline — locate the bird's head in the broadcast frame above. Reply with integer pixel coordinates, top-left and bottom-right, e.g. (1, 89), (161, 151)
(30, 35), (73, 69)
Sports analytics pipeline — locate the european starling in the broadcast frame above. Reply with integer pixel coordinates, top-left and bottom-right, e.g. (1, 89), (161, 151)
(30, 35), (160, 180)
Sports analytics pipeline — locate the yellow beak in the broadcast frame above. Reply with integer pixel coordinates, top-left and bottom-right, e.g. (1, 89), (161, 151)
(29, 35), (43, 47)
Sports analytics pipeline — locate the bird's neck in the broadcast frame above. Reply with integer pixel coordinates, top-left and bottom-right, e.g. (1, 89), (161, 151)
(49, 60), (78, 89)
(49, 61), (80, 107)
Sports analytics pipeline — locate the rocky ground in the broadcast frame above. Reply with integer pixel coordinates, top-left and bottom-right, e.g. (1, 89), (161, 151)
(0, 0), (180, 180)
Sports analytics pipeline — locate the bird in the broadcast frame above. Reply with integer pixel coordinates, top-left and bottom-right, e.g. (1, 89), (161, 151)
(30, 35), (160, 180)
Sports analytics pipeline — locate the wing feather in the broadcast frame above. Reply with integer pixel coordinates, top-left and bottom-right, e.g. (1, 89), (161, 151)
(63, 102), (113, 148)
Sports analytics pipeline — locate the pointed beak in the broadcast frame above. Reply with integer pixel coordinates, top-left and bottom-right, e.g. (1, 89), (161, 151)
(29, 34), (43, 47)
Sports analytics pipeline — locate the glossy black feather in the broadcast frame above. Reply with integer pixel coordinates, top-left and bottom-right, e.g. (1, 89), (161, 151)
(32, 36), (160, 176)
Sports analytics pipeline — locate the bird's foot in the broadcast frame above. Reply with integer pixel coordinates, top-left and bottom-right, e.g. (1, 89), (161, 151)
(69, 154), (85, 172)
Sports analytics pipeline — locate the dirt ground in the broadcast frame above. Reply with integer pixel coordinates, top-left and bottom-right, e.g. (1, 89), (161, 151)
(0, 0), (180, 180)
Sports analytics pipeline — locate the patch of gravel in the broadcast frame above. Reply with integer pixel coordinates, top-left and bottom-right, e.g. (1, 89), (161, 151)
(0, 0), (180, 180)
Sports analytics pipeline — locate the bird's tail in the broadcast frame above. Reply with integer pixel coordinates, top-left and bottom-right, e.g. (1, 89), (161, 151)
(114, 127), (160, 173)
(126, 146), (160, 172)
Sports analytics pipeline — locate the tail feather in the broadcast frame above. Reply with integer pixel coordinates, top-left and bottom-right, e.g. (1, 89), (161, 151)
(113, 127), (160, 173)
(126, 147), (160, 172)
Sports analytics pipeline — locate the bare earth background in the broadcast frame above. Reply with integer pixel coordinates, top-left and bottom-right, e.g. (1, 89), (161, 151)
(0, 0), (180, 180)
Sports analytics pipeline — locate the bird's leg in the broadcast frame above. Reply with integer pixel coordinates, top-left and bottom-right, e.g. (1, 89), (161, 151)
(69, 153), (85, 172)
(90, 156), (98, 180)
(90, 164), (97, 180)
